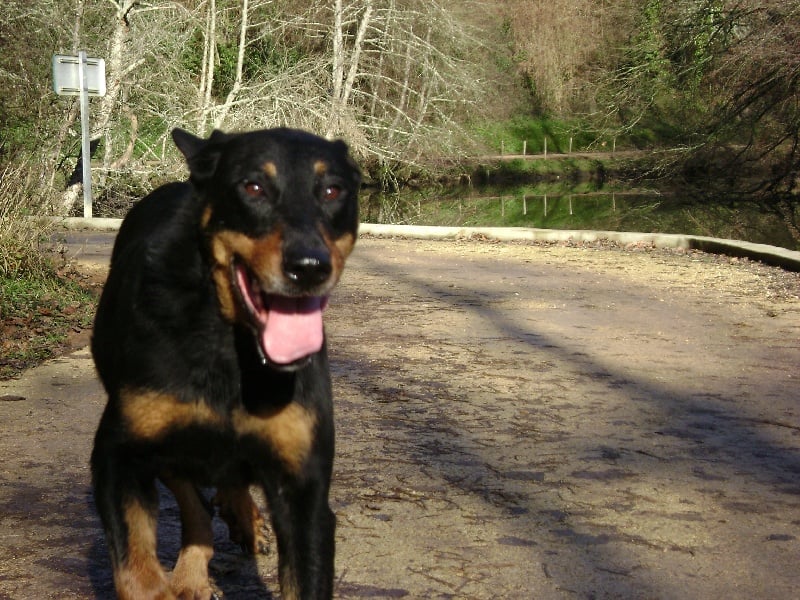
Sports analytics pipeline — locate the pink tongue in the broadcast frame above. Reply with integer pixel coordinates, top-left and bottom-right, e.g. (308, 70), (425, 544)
(262, 296), (324, 365)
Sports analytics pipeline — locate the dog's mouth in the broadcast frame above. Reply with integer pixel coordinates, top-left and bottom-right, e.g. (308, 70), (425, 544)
(233, 262), (328, 367)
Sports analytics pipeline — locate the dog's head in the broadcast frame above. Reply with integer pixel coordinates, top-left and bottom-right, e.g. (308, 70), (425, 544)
(172, 127), (361, 370)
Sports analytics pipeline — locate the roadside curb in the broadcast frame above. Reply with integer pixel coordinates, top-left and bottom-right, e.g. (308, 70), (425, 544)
(359, 224), (800, 272)
(58, 217), (800, 273)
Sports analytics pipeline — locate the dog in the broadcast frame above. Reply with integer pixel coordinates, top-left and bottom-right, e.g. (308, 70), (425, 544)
(90, 127), (361, 599)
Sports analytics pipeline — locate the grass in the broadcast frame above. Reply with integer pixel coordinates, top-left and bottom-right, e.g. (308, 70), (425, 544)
(0, 272), (97, 379)
(0, 157), (98, 379)
(471, 115), (602, 155)
(470, 113), (682, 157)
(484, 156), (607, 179)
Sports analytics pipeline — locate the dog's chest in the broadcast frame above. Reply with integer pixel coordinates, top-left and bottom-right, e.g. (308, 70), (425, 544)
(119, 387), (317, 478)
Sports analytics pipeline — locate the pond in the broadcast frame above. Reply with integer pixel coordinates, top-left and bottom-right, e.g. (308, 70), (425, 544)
(361, 182), (800, 251)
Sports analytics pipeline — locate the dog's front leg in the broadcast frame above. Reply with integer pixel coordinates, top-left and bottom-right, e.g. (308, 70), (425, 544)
(92, 446), (173, 600)
(163, 477), (216, 600)
(262, 470), (336, 600)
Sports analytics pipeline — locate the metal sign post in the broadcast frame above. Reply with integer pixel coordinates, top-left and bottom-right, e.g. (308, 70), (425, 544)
(52, 52), (106, 218)
(77, 51), (92, 218)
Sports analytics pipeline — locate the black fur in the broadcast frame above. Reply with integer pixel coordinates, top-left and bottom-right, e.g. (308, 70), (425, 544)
(90, 128), (360, 600)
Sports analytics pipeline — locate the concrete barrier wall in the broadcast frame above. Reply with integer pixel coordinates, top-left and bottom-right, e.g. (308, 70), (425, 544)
(58, 218), (800, 272)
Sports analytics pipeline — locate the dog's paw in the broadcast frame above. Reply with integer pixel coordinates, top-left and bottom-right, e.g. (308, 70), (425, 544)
(172, 586), (218, 600)
(251, 521), (270, 556)
(171, 571), (217, 600)
(214, 486), (270, 555)
(233, 510), (270, 555)
(171, 543), (216, 600)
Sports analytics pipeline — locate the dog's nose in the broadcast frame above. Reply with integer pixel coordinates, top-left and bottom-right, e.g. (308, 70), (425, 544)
(283, 248), (332, 287)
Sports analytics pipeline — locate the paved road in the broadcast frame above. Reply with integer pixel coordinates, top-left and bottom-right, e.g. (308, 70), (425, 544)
(1, 232), (799, 598)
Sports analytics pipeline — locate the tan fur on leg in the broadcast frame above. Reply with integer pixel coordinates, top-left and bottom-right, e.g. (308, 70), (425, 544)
(115, 497), (174, 600)
(164, 478), (215, 600)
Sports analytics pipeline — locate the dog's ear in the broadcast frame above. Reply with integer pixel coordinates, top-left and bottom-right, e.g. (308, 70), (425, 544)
(172, 128), (229, 181)
(332, 139), (362, 187)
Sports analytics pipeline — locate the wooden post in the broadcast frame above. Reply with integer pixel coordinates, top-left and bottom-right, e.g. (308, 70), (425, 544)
(523, 140), (527, 156)
(500, 140), (505, 155)
(523, 194), (527, 215)
(543, 137), (547, 159)
(569, 136), (573, 153)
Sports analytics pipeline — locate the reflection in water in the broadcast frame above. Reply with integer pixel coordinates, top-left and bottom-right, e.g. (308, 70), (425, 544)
(362, 185), (800, 251)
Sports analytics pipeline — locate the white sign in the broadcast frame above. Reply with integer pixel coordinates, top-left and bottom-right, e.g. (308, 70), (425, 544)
(52, 54), (106, 97)
(52, 51), (106, 218)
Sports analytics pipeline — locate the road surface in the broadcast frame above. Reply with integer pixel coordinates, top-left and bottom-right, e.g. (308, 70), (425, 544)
(1, 233), (799, 598)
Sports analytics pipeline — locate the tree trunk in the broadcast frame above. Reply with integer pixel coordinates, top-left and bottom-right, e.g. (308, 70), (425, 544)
(110, 110), (138, 170)
(327, 0), (372, 139)
(214, 0), (250, 129)
(198, 0), (217, 133)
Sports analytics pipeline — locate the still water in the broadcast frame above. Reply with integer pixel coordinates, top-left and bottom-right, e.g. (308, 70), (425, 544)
(361, 183), (800, 251)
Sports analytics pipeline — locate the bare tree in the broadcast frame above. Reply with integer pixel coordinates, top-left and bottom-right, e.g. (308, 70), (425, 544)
(46, 0), (197, 214)
(0, 0), (90, 212)
(3, 0), (486, 214)
(277, 0), (482, 173)
(197, 0), (218, 131)
(177, 0), (483, 174)
(327, 0), (373, 138)
(496, 0), (621, 116)
(58, 0), (142, 214)
(596, 0), (800, 205)
(212, 0), (250, 128)
(702, 1), (800, 195)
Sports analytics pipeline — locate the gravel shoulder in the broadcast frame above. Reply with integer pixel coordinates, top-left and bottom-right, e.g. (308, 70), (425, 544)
(1, 234), (799, 599)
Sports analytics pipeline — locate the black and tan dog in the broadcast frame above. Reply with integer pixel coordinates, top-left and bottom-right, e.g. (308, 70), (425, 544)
(90, 128), (360, 599)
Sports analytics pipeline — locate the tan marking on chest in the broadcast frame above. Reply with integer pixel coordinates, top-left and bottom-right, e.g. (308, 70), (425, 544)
(233, 403), (317, 474)
(120, 389), (224, 440)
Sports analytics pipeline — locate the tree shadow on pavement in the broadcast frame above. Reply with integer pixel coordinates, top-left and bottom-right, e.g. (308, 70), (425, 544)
(326, 250), (800, 597)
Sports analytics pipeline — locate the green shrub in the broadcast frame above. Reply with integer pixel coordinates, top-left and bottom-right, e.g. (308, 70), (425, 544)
(0, 155), (98, 378)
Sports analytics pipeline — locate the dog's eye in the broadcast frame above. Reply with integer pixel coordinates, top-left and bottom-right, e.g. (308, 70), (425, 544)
(322, 185), (342, 202)
(243, 181), (264, 198)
